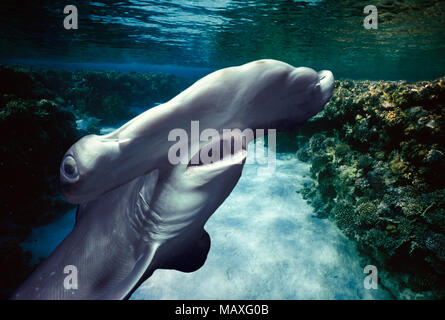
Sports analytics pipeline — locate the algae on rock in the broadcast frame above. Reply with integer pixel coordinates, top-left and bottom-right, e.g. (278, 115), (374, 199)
(292, 77), (445, 299)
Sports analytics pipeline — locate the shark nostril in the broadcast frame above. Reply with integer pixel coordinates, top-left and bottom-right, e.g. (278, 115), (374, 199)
(318, 70), (332, 82)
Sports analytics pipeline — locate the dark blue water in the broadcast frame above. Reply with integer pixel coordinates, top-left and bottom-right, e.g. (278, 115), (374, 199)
(1, 0), (444, 80)
(3, 0), (444, 300)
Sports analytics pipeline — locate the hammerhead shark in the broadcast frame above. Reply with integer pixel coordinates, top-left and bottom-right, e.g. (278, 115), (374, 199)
(13, 60), (334, 299)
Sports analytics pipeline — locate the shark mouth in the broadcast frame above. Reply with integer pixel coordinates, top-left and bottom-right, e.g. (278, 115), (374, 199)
(188, 133), (248, 170)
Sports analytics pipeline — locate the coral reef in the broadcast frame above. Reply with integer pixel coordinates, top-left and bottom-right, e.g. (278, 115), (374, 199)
(62, 70), (187, 124)
(290, 77), (445, 299)
(0, 97), (79, 226)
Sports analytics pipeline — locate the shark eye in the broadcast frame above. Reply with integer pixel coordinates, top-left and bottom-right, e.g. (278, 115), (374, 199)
(62, 156), (79, 180)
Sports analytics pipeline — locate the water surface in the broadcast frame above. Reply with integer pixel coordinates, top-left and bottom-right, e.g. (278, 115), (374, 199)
(1, 0), (444, 80)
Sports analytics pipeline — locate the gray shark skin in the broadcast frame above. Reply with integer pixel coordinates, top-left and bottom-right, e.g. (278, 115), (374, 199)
(60, 59), (334, 204)
(14, 133), (248, 299)
(13, 60), (334, 300)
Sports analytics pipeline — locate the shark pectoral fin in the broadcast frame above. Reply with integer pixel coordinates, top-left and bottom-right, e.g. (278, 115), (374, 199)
(101, 244), (159, 300)
(161, 229), (211, 273)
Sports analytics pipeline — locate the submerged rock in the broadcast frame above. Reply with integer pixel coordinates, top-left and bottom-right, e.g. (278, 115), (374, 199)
(291, 77), (445, 299)
(63, 69), (188, 125)
(0, 93), (78, 298)
(0, 96), (78, 226)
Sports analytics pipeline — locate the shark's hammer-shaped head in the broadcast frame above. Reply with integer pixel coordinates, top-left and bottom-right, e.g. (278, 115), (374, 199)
(60, 59), (334, 205)
(60, 134), (122, 203)
(20, 60), (336, 300)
